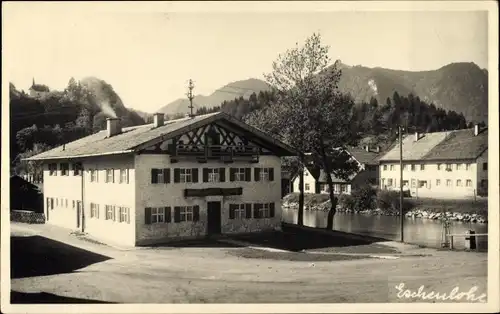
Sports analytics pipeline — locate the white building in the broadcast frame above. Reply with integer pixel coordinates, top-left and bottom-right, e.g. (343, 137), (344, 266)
(378, 126), (488, 199)
(25, 112), (296, 246)
(291, 146), (382, 195)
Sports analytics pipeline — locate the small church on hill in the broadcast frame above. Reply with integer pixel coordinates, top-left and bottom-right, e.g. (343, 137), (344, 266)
(25, 112), (297, 247)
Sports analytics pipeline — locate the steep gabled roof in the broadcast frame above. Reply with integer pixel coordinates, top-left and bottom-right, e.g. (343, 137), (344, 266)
(25, 112), (297, 161)
(379, 127), (488, 162)
(317, 170), (357, 183)
(347, 146), (382, 165)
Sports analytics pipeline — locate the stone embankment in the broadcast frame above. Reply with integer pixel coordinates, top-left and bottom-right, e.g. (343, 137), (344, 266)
(282, 202), (488, 224)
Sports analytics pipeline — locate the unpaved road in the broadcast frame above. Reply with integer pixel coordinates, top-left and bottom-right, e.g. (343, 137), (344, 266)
(10, 223), (488, 303)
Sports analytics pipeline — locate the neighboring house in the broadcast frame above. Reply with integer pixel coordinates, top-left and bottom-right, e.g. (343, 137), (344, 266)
(10, 175), (43, 213)
(25, 112), (296, 246)
(291, 146), (382, 195)
(378, 125), (488, 199)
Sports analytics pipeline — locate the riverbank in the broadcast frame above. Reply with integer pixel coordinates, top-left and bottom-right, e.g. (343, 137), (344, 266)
(283, 194), (488, 223)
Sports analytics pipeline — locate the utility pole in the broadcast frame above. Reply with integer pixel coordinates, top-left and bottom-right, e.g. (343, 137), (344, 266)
(186, 79), (195, 118)
(398, 125), (404, 242)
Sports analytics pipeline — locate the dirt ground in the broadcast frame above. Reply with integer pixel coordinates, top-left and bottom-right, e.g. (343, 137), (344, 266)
(9, 223), (488, 304)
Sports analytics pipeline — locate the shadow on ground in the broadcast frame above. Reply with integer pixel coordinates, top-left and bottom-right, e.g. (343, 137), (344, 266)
(11, 291), (115, 304)
(146, 237), (244, 249)
(225, 223), (394, 253)
(11, 235), (112, 279)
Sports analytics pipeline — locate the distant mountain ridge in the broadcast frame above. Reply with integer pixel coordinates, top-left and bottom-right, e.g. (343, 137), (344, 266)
(157, 62), (488, 124)
(157, 78), (271, 115)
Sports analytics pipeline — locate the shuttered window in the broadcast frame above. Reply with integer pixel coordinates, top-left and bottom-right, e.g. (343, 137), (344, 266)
(253, 203), (275, 219)
(151, 168), (171, 184)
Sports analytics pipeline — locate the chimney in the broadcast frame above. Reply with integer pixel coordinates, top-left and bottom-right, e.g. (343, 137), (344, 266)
(153, 113), (165, 128)
(474, 124), (479, 136)
(415, 132), (419, 141)
(364, 145), (369, 152)
(106, 118), (121, 137)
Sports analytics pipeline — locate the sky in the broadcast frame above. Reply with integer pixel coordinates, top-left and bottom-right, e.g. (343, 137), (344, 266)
(4, 2), (490, 113)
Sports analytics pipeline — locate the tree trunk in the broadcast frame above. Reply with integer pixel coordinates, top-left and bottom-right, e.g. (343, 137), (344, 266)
(319, 144), (337, 230)
(297, 161), (305, 226)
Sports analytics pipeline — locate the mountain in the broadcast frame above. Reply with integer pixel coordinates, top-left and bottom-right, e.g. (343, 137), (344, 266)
(336, 62), (488, 124)
(157, 78), (271, 115)
(159, 62), (488, 124)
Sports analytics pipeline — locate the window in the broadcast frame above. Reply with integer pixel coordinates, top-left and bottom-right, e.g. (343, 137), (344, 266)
(437, 164), (441, 170)
(254, 203), (275, 219)
(304, 171), (309, 176)
(73, 163), (83, 176)
(56, 198), (59, 206)
(49, 163), (57, 176)
(390, 165), (395, 171)
(231, 167), (249, 182)
(480, 180), (488, 188)
(72, 200), (75, 209)
(181, 169), (193, 183)
(305, 183), (310, 191)
(418, 180), (427, 188)
(340, 185), (347, 193)
(381, 178), (385, 187)
(118, 207), (130, 223)
(383, 165), (387, 171)
(411, 179), (416, 188)
(466, 179), (472, 187)
(65, 199), (68, 208)
(446, 179), (452, 187)
(105, 169), (115, 183)
(151, 168), (170, 184)
(436, 179), (441, 186)
(403, 165), (408, 170)
(119, 169), (129, 184)
(456, 164), (461, 170)
(445, 164), (452, 171)
(483, 163), (488, 171)
(60, 163), (69, 176)
(387, 179), (393, 187)
(179, 206), (194, 222)
(410, 164), (416, 171)
(456, 179), (462, 187)
(420, 164), (425, 171)
(90, 169), (98, 182)
(255, 167), (274, 181)
(229, 204), (248, 219)
(105, 205), (115, 221)
(90, 203), (99, 218)
(403, 180), (409, 187)
(465, 163), (471, 170)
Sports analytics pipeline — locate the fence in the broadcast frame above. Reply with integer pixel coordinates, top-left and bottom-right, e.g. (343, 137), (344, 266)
(11, 210), (45, 224)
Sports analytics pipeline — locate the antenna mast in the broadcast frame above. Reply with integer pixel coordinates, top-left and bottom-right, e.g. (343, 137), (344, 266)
(186, 79), (195, 118)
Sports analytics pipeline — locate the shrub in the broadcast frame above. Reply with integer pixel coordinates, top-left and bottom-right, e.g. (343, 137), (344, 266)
(338, 194), (355, 211)
(376, 189), (414, 213)
(350, 185), (377, 211)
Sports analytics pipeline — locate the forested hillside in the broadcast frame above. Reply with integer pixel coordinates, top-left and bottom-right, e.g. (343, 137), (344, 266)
(10, 78), (146, 175)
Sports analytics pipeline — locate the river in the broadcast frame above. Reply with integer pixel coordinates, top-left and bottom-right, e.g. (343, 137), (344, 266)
(282, 208), (488, 250)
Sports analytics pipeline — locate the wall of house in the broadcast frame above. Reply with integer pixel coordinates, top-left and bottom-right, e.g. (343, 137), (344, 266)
(476, 149), (488, 195)
(319, 182), (351, 195)
(82, 155), (136, 246)
(43, 163), (83, 230)
(379, 160), (480, 199)
(291, 168), (318, 194)
(134, 154), (282, 245)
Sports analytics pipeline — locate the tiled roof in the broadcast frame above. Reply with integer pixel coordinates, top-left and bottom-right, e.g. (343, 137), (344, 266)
(317, 170), (357, 183)
(347, 147), (382, 165)
(25, 112), (297, 161)
(379, 127), (488, 162)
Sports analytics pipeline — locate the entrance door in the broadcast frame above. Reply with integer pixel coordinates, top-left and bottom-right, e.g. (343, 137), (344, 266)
(207, 201), (221, 235)
(76, 201), (81, 229)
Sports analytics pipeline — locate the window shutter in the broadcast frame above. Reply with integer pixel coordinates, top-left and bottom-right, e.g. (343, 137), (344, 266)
(193, 205), (200, 221)
(203, 168), (209, 182)
(165, 207), (172, 223)
(174, 207), (181, 222)
(269, 168), (274, 181)
(151, 169), (158, 184)
(219, 168), (225, 182)
(113, 206), (116, 221)
(253, 203), (261, 219)
(97, 205), (100, 219)
(254, 168), (261, 181)
(245, 203), (252, 219)
(145, 207), (151, 224)
(245, 168), (251, 182)
(229, 204), (235, 219)
(112, 169), (115, 183)
(174, 169), (181, 183)
(126, 169), (130, 184)
(192, 168), (199, 183)
(269, 202), (275, 217)
(163, 168), (170, 184)
(230, 168), (236, 182)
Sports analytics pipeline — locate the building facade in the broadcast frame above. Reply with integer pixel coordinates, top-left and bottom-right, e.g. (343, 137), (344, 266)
(379, 126), (488, 199)
(27, 112), (296, 246)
